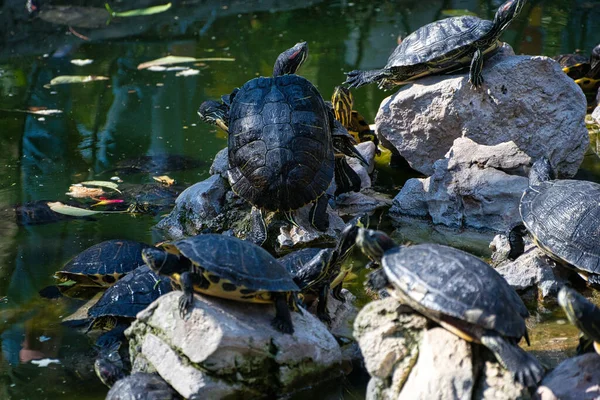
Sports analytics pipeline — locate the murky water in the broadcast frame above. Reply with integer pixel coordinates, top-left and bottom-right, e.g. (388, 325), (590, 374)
(1, 0), (600, 398)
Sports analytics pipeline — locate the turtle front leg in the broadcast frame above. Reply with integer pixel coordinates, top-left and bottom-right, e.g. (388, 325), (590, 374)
(309, 195), (330, 231)
(272, 293), (294, 334)
(469, 48), (484, 88)
(178, 271), (199, 318)
(248, 207), (267, 246)
(508, 224), (528, 260)
(480, 333), (544, 387)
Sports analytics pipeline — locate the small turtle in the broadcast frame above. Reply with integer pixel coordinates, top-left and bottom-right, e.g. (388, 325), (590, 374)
(344, 0), (525, 89)
(555, 44), (600, 108)
(121, 183), (181, 215)
(55, 240), (152, 289)
(14, 200), (90, 225)
(553, 51), (590, 80)
(141, 234), (301, 334)
(278, 224), (359, 322)
(330, 86), (380, 152)
(356, 228), (544, 386)
(509, 158), (600, 286)
(558, 286), (600, 355)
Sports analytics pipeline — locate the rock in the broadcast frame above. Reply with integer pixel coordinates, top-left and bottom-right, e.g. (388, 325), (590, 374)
(347, 156), (371, 189)
(208, 147), (228, 177)
(398, 328), (474, 400)
(127, 292), (342, 399)
(335, 189), (392, 217)
(356, 142), (377, 174)
(390, 137), (530, 233)
(155, 175), (229, 239)
(376, 44), (588, 177)
(106, 373), (179, 400)
(536, 353), (600, 400)
(474, 361), (530, 400)
(491, 235), (566, 305)
(593, 105), (600, 125)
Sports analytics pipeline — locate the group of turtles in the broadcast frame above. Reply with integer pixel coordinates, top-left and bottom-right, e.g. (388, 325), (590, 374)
(30, 0), (600, 396)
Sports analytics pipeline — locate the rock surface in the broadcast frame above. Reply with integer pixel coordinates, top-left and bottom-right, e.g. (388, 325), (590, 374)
(490, 235), (566, 305)
(536, 353), (600, 400)
(390, 137), (530, 233)
(376, 45), (588, 177)
(127, 292), (343, 399)
(106, 373), (179, 400)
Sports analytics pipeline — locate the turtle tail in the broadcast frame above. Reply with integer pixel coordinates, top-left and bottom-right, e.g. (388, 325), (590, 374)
(344, 68), (391, 89)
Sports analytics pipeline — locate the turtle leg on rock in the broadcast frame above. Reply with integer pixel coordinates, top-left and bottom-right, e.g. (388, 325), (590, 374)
(507, 224), (528, 260)
(248, 207), (267, 246)
(309, 195), (329, 231)
(344, 68), (394, 89)
(316, 284), (332, 323)
(469, 48), (484, 88)
(95, 323), (129, 349)
(480, 333), (545, 387)
(272, 293), (294, 334)
(178, 271), (208, 318)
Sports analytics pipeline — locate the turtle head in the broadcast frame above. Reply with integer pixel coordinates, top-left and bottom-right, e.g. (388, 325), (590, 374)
(336, 223), (360, 261)
(142, 248), (182, 276)
(528, 157), (555, 186)
(197, 100), (229, 132)
(94, 357), (125, 388)
(356, 228), (396, 263)
(558, 286), (590, 332)
(331, 86), (354, 127)
(493, 0), (526, 33)
(273, 41), (308, 77)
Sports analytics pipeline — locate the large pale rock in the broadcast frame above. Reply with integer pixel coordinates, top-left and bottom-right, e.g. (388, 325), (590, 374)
(398, 328), (474, 400)
(335, 190), (392, 217)
(474, 362), (530, 400)
(155, 175), (228, 239)
(391, 138), (530, 233)
(106, 373), (179, 400)
(127, 292), (342, 399)
(376, 45), (588, 177)
(536, 353), (600, 400)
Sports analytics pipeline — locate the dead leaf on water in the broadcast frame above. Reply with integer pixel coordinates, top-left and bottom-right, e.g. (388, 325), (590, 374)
(46, 75), (109, 86)
(176, 69), (200, 77)
(153, 175), (175, 185)
(66, 185), (104, 199)
(137, 56), (235, 70)
(47, 202), (111, 217)
(71, 59), (94, 66)
(80, 180), (122, 193)
(105, 2), (172, 18)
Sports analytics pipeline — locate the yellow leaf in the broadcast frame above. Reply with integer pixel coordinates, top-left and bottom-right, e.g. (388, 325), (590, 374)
(137, 56), (235, 70)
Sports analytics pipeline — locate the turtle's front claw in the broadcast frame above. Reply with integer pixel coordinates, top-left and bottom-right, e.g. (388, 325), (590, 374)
(178, 293), (193, 318)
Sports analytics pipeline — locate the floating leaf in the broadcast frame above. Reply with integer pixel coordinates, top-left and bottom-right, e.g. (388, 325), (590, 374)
(441, 9), (478, 17)
(0, 108), (63, 115)
(80, 180), (122, 193)
(105, 2), (172, 18)
(71, 59), (94, 66)
(176, 69), (200, 77)
(47, 202), (107, 217)
(47, 75), (109, 86)
(66, 185), (104, 199)
(137, 56), (235, 70)
(153, 175), (175, 185)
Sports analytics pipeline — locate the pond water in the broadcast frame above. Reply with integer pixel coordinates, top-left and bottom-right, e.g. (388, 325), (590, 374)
(1, 0), (600, 398)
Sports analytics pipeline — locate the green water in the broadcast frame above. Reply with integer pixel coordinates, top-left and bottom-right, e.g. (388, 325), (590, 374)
(1, 0), (600, 398)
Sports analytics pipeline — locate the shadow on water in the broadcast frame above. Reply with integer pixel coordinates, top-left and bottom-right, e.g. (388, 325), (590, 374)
(0, 0), (600, 398)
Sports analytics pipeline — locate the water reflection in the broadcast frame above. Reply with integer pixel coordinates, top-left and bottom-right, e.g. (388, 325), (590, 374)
(0, 0), (599, 398)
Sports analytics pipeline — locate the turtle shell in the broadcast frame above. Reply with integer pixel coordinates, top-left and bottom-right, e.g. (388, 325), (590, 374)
(163, 234), (299, 293)
(279, 248), (323, 277)
(56, 240), (152, 287)
(382, 244), (529, 339)
(227, 74), (334, 212)
(520, 179), (600, 274)
(88, 266), (172, 319)
(386, 16), (495, 69)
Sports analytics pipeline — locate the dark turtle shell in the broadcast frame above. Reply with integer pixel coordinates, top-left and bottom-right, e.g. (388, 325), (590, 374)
(163, 234), (299, 292)
(383, 244), (529, 339)
(386, 16), (495, 69)
(56, 240), (152, 286)
(88, 266), (172, 319)
(227, 74), (334, 212)
(520, 179), (600, 275)
(279, 248), (323, 277)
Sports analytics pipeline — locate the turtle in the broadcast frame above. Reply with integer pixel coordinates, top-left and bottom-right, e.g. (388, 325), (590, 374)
(355, 228), (544, 387)
(55, 240), (152, 289)
(141, 234), (302, 334)
(344, 0), (526, 90)
(278, 224), (359, 322)
(558, 286), (600, 355)
(553, 51), (590, 80)
(198, 43), (337, 244)
(14, 200), (92, 225)
(508, 158), (600, 287)
(554, 44), (600, 108)
(330, 86), (380, 152)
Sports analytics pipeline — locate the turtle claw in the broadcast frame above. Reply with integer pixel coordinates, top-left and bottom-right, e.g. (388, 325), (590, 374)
(178, 293), (194, 319)
(271, 317), (294, 335)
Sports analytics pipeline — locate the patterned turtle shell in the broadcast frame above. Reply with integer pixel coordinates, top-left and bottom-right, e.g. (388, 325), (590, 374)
(382, 243), (529, 339)
(520, 179), (600, 275)
(227, 74), (334, 212)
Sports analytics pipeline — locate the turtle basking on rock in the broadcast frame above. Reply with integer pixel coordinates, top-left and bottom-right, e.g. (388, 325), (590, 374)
(355, 228), (544, 387)
(509, 158), (600, 287)
(344, 0), (525, 89)
(142, 234), (301, 334)
(558, 286), (600, 355)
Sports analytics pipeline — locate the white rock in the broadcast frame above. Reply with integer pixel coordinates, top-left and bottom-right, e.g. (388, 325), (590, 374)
(376, 45), (588, 177)
(537, 353), (600, 400)
(128, 292), (343, 399)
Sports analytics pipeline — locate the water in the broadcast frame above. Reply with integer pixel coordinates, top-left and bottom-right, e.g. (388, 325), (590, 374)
(1, 0), (600, 398)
